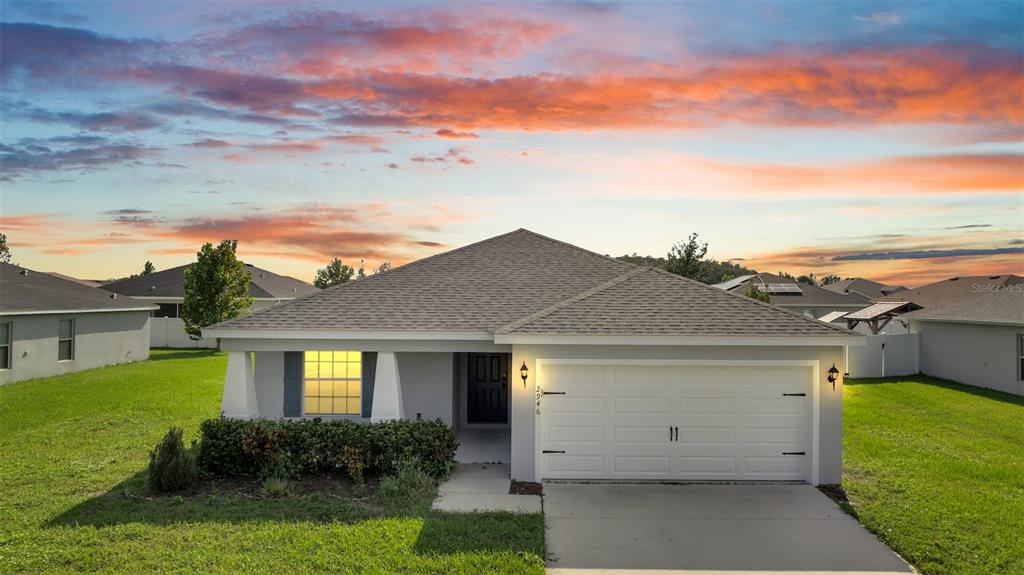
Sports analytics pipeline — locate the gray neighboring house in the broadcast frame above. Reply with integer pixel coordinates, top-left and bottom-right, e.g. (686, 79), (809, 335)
(903, 290), (1024, 396)
(821, 277), (906, 300)
(205, 229), (862, 485)
(715, 272), (871, 319)
(103, 263), (317, 348)
(0, 263), (154, 385)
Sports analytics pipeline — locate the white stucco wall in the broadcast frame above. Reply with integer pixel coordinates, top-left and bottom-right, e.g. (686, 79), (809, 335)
(911, 320), (1024, 396)
(0, 311), (151, 385)
(510, 344), (847, 485)
(247, 350), (456, 422)
(398, 352), (455, 424)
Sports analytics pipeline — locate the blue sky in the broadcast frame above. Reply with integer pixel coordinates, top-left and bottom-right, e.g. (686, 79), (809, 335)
(1, 0), (1021, 285)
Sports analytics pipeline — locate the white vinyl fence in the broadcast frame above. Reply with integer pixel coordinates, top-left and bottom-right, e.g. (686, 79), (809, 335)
(847, 333), (919, 379)
(150, 317), (217, 348)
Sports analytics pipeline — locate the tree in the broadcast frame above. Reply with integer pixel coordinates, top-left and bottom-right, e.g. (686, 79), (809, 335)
(665, 233), (709, 282)
(357, 259), (366, 279)
(181, 240), (253, 340)
(796, 273), (817, 286)
(820, 274), (841, 285)
(142, 261), (156, 275)
(0, 233), (10, 264)
(374, 262), (392, 274)
(314, 257), (354, 289)
(744, 278), (772, 303)
(776, 271), (795, 280)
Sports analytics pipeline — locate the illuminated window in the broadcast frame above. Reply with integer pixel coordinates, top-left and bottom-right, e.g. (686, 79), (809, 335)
(304, 351), (362, 415)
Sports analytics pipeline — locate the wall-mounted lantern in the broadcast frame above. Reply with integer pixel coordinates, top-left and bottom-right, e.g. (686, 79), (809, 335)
(520, 361), (529, 386)
(827, 363), (840, 390)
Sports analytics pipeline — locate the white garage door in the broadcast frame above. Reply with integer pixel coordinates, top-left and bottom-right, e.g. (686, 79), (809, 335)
(539, 362), (813, 481)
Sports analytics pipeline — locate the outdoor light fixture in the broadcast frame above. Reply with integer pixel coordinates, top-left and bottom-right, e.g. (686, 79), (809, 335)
(520, 361), (529, 386)
(827, 363), (840, 390)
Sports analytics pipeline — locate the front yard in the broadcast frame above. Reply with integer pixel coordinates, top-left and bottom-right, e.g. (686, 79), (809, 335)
(843, 376), (1024, 575)
(0, 350), (543, 574)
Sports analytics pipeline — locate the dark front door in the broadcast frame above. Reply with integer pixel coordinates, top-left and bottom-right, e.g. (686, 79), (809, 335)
(467, 353), (509, 423)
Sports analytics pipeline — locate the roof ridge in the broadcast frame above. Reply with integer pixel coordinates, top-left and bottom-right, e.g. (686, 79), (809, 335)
(495, 266), (650, 334)
(513, 228), (640, 270)
(644, 266), (860, 336)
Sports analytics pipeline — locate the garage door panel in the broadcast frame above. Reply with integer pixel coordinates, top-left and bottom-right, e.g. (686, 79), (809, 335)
(614, 425), (674, 444)
(677, 427), (736, 444)
(545, 364), (606, 386)
(677, 456), (737, 476)
(548, 396), (605, 414)
(613, 455), (672, 474)
(679, 398), (737, 413)
(614, 396), (671, 414)
(541, 363), (810, 482)
(548, 425), (606, 444)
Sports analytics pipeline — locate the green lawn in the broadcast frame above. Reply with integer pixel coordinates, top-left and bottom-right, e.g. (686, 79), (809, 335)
(843, 376), (1024, 575)
(0, 350), (544, 574)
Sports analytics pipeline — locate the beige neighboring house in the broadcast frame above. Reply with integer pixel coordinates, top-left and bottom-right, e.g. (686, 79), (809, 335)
(0, 263), (154, 385)
(903, 289), (1024, 397)
(715, 273), (871, 319)
(103, 263), (317, 348)
(204, 229), (863, 486)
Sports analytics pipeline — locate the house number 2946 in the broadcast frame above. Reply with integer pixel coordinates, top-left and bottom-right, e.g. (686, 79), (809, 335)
(535, 385), (542, 415)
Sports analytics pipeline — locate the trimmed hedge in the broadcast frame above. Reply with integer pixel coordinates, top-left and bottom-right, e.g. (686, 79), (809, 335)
(195, 417), (458, 479)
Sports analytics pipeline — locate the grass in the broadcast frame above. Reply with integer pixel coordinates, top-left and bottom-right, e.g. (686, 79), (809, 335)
(0, 349), (544, 574)
(843, 375), (1024, 575)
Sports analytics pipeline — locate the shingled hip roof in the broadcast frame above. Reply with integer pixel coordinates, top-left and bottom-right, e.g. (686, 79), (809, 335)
(102, 263), (317, 299)
(206, 229), (859, 340)
(0, 263), (156, 314)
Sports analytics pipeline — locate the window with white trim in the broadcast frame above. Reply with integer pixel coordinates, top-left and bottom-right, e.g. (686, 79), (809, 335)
(58, 319), (74, 361)
(304, 351), (362, 415)
(0, 322), (11, 369)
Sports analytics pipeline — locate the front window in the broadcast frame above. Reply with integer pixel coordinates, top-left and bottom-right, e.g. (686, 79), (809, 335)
(58, 319), (74, 361)
(0, 322), (11, 369)
(304, 351), (362, 416)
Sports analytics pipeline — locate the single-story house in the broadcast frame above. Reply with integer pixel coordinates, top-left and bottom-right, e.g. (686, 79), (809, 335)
(903, 290), (1024, 396)
(821, 277), (906, 300)
(0, 263), (154, 385)
(204, 230), (862, 485)
(714, 272), (871, 319)
(103, 263), (317, 348)
(883, 274), (1023, 307)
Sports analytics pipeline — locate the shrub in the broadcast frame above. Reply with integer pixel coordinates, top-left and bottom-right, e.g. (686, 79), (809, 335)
(378, 464), (436, 503)
(195, 417), (457, 480)
(148, 427), (198, 492)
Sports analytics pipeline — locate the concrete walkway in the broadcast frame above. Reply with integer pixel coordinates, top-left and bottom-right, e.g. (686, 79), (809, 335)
(545, 483), (912, 574)
(431, 463), (542, 513)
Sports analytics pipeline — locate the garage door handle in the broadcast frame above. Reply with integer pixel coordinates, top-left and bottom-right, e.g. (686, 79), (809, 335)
(782, 451), (806, 455)
(782, 393), (806, 397)
(542, 391), (565, 395)
(543, 450), (565, 454)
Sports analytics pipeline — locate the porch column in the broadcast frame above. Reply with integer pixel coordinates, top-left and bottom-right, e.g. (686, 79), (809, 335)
(371, 351), (404, 421)
(221, 351), (258, 419)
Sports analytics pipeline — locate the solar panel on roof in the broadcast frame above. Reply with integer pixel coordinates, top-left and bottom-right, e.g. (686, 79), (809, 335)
(767, 283), (803, 294)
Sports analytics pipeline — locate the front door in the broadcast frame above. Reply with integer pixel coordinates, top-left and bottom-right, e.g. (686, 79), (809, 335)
(467, 353), (509, 423)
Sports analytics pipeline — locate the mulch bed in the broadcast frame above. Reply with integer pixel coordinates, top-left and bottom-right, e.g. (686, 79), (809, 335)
(509, 481), (543, 496)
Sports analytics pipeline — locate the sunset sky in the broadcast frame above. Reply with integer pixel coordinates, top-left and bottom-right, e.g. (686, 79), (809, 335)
(1, 0), (1021, 287)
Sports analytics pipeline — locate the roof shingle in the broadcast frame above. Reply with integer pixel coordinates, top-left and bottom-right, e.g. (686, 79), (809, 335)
(103, 263), (317, 299)
(0, 263), (153, 314)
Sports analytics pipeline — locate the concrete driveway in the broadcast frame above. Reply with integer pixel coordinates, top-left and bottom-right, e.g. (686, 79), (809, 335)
(544, 483), (912, 574)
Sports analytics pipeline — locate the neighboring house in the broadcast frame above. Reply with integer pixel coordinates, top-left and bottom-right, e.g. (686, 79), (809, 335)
(103, 263), (317, 348)
(903, 290), (1024, 397)
(204, 229), (862, 485)
(883, 274), (1023, 307)
(715, 272), (871, 319)
(0, 263), (154, 385)
(43, 272), (103, 288)
(821, 277), (906, 300)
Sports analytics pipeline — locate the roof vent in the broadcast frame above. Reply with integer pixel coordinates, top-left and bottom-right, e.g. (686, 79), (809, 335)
(150, 286), (156, 291)
(19, 269), (28, 276)
(949, 277), (959, 281)
(989, 275), (1000, 279)
(110, 293), (117, 299)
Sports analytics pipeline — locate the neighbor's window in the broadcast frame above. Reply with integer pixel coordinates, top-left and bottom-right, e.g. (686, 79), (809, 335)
(58, 319), (74, 361)
(0, 322), (11, 369)
(304, 351), (362, 415)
